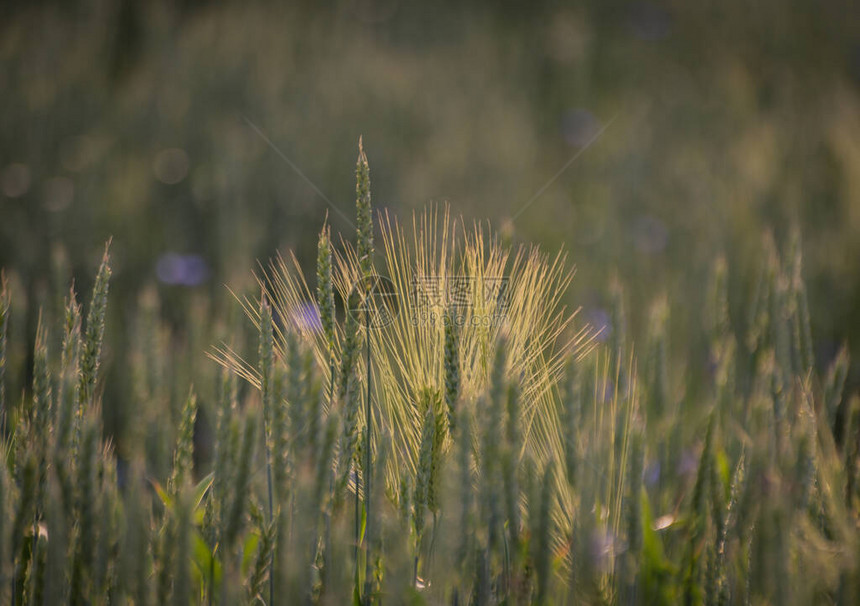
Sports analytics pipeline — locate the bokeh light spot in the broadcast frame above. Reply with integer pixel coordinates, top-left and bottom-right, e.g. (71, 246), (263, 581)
(1, 163), (31, 198)
(153, 148), (189, 185)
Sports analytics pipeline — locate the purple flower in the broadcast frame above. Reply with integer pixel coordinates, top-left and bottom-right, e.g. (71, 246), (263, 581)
(156, 253), (210, 286)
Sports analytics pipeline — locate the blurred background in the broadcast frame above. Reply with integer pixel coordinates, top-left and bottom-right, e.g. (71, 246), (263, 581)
(1, 0), (859, 445)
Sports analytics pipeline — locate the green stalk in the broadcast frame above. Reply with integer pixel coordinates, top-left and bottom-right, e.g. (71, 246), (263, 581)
(258, 293), (276, 606)
(362, 313), (373, 604)
(0, 273), (9, 435)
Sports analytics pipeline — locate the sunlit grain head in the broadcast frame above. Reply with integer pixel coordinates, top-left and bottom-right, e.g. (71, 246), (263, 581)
(212, 204), (597, 485)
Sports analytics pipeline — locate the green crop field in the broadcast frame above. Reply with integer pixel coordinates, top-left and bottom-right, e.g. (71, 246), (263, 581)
(1, 2), (859, 604)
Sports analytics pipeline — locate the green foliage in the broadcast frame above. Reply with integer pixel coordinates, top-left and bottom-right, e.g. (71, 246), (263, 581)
(1, 151), (860, 606)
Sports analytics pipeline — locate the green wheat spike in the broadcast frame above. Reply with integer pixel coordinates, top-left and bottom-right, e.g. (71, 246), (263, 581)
(247, 505), (276, 604)
(307, 356), (323, 462)
(337, 370), (360, 496)
(224, 410), (257, 549)
(70, 419), (98, 605)
(55, 288), (81, 457)
(398, 473), (413, 529)
(286, 330), (305, 452)
(534, 462), (554, 606)
(271, 366), (290, 506)
(317, 223), (336, 370)
(79, 241), (111, 409)
(259, 294), (275, 450)
(94, 451), (120, 600)
(172, 482), (193, 606)
(562, 355), (581, 488)
(355, 137), (374, 279)
(413, 404), (436, 586)
(313, 411), (338, 521)
(338, 291), (361, 404)
(414, 404), (435, 542)
(31, 312), (52, 493)
(824, 345), (849, 433)
(444, 308), (461, 431)
(428, 390), (445, 515)
(363, 429), (390, 603)
(503, 380), (522, 567)
(168, 389), (197, 496)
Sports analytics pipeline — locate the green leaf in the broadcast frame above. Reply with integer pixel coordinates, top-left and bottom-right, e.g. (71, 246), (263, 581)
(150, 479), (173, 511)
(359, 502), (367, 544)
(640, 488), (677, 605)
(192, 531), (221, 592)
(241, 531), (260, 575)
(714, 449), (731, 502)
(193, 472), (214, 509)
